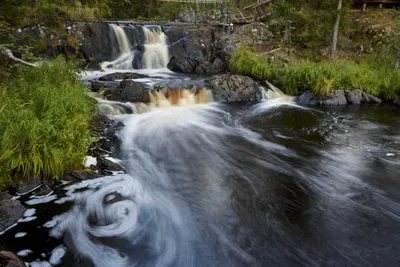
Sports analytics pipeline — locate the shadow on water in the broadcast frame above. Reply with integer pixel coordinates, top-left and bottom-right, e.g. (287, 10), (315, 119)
(1, 102), (400, 267)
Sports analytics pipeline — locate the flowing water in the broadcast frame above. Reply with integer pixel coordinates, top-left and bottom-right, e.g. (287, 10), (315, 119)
(100, 25), (170, 70)
(2, 26), (400, 265)
(1, 70), (400, 266)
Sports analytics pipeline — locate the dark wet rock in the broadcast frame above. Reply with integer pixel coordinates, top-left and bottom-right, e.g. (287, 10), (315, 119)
(195, 57), (226, 74)
(168, 54), (196, 73)
(394, 99), (400, 107)
(167, 27), (228, 74)
(63, 166), (104, 182)
(164, 26), (187, 43)
(89, 114), (116, 133)
(90, 114), (108, 133)
(207, 74), (261, 102)
(104, 80), (150, 103)
(167, 39), (197, 73)
(0, 251), (27, 267)
(97, 157), (124, 172)
(98, 72), (148, 81)
(345, 89), (362, 104)
(16, 179), (42, 195)
(32, 185), (53, 197)
(297, 91), (317, 105)
(91, 81), (109, 92)
(298, 90), (347, 105)
(0, 199), (26, 232)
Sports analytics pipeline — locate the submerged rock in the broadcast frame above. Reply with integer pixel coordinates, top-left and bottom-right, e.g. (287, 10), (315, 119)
(207, 74), (262, 102)
(298, 89), (382, 105)
(104, 79), (150, 103)
(63, 166), (104, 183)
(98, 72), (148, 81)
(394, 99), (400, 107)
(97, 157), (124, 172)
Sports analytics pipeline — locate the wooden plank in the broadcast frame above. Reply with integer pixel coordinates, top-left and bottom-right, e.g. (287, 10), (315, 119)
(242, 0), (274, 11)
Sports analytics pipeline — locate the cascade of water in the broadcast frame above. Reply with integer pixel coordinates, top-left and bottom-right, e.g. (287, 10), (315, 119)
(142, 26), (170, 69)
(101, 25), (170, 70)
(94, 88), (214, 116)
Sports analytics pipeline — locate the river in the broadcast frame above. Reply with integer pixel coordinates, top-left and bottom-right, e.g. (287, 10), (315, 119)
(1, 24), (400, 267)
(1, 69), (399, 266)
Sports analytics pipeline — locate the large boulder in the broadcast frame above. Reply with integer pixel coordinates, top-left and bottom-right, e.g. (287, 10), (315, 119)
(104, 80), (150, 103)
(207, 74), (261, 102)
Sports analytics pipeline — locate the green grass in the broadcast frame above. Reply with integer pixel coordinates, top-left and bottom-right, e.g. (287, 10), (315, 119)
(230, 46), (400, 100)
(0, 58), (94, 190)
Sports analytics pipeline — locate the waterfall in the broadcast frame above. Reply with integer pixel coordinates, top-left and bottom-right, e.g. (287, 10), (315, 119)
(111, 24), (130, 55)
(100, 24), (134, 70)
(143, 26), (170, 69)
(101, 24), (170, 70)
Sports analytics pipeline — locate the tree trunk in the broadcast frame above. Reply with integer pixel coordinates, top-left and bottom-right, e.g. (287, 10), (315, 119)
(395, 41), (400, 69)
(330, 0), (342, 60)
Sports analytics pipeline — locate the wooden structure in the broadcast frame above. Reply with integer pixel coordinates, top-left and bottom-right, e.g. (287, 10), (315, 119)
(26, 14), (216, 27)
(231, 0), (275, 24)
(353, 0), (400, 12)
(157, 0), (231, 23)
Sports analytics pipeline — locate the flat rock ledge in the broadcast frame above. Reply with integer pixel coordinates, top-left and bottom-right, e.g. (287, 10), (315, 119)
(298, 89), (382, 106)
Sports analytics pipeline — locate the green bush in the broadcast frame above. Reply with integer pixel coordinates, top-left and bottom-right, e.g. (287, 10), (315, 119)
(230, 46), (400, 100)
(0, 58), (94, 189)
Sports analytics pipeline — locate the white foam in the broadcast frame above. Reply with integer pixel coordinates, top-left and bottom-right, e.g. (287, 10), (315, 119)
(386, 153), (396, 157)
(49, 246), (67, 265)
(17, 249), (33, 257)
(105, 157), (123, 165)
(18, 216), (37, 222)
(25, 195), (57, 205)
(84, 156), (97, 167)
(15, 232), (27, 238)
(24, 208), (36, 217)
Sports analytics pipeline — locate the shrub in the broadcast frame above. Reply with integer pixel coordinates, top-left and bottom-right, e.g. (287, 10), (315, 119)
(0, 58), (94, 189)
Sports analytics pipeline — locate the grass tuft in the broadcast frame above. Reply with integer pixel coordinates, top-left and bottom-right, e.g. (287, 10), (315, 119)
(230, 46), (400, 99)
(0, 58), (94, 190)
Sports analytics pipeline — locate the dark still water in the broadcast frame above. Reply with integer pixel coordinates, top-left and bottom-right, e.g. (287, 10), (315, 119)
(1, 102), (399, 267)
